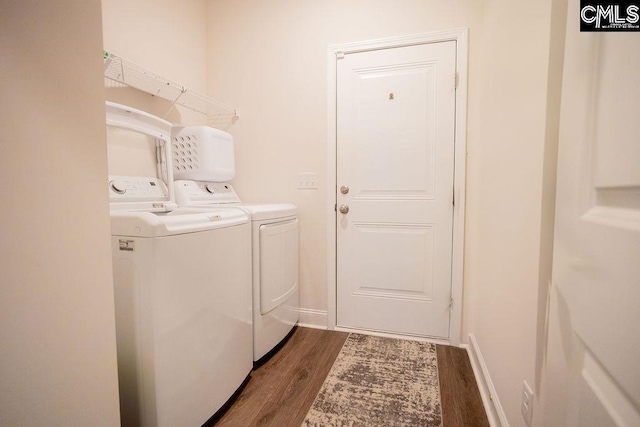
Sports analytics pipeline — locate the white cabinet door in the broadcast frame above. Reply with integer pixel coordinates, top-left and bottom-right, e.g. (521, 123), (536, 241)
(336, 41), (456, 338)
(543, 9), (640, 425)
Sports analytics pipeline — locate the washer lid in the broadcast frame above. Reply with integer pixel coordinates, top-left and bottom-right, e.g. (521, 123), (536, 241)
(106, 102), (177, 213)
(110, 207), (249, 237)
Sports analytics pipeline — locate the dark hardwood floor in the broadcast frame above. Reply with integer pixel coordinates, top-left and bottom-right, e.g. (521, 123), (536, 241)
(213, 327), (488, 426)
(437, 344), (490, 427)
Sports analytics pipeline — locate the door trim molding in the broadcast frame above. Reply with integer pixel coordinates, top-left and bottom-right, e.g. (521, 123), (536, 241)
(326, 29), (468, 346)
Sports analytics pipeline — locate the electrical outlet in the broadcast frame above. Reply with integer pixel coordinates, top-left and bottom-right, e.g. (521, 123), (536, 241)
(297, 173), (318, 189)
(521, 381), (534, 426)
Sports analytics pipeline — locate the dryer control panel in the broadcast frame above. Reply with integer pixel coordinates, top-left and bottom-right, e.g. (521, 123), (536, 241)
(174, 180), (241, 205)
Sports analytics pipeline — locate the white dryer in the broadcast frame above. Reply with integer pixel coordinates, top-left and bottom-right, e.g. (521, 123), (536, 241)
(174, 179), (300, 363)
(170, 125), (299, 364)
(106, 103), (252, 426)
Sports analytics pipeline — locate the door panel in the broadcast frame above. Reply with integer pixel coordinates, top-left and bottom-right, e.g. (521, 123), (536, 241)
(353, 223), (434, 298)
(353, 62), (436, 198)
(336, 41), (456, 338)
(543, 8), (640, 425)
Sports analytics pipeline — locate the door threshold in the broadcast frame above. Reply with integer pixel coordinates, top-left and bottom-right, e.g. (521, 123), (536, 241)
(334, 326), (450, 346)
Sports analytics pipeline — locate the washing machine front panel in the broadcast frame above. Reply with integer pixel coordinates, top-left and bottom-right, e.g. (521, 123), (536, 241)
(111, 220), (252, 427)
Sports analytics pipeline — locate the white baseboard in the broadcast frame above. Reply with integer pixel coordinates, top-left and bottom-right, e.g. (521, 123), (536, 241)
(464, 334), (509, 427)
(298, 308), (328, 329)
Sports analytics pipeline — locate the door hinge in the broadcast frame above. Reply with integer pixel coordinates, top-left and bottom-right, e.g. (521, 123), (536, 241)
(336, 51), (345, 60)
(452, 188), (455, 206)
(454, 72), (459, 89)
(449, 297), (454, 310)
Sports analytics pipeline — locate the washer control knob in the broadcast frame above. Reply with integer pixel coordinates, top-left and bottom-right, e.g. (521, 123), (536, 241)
(205, 183), (216, 194)
(110, 180), (126, 194)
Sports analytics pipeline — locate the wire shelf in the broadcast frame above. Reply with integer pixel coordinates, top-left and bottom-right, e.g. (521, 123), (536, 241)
(103, 51), (239, 125)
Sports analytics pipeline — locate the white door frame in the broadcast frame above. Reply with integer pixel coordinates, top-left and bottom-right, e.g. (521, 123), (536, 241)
(326, 29), (468, 346)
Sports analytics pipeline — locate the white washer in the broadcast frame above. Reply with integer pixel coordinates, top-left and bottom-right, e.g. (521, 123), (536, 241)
(106, 103), (252, 426)
(174, 179), (299, 363)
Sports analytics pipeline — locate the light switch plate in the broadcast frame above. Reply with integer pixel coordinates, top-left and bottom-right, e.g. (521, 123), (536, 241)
(297, 173), (318, 189)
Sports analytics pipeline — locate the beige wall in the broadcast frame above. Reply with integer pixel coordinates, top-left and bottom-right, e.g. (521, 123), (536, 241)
(0, 1), (121, 425)
(461, 2), (554, 424)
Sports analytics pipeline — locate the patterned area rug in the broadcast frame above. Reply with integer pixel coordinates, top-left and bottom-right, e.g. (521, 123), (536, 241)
(302, 333), (442, 427)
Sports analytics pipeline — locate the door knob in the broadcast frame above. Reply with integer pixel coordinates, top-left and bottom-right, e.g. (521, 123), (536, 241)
(340, 185), (349, 195)
(339, 204), (349, 214)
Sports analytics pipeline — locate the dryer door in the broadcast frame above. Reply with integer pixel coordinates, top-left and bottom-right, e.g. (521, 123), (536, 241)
(259, 219), (299, 315)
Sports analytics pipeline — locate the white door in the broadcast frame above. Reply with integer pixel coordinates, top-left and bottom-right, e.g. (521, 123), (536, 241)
(542, 10), (640, 426)
(336, 41), (456, 338)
